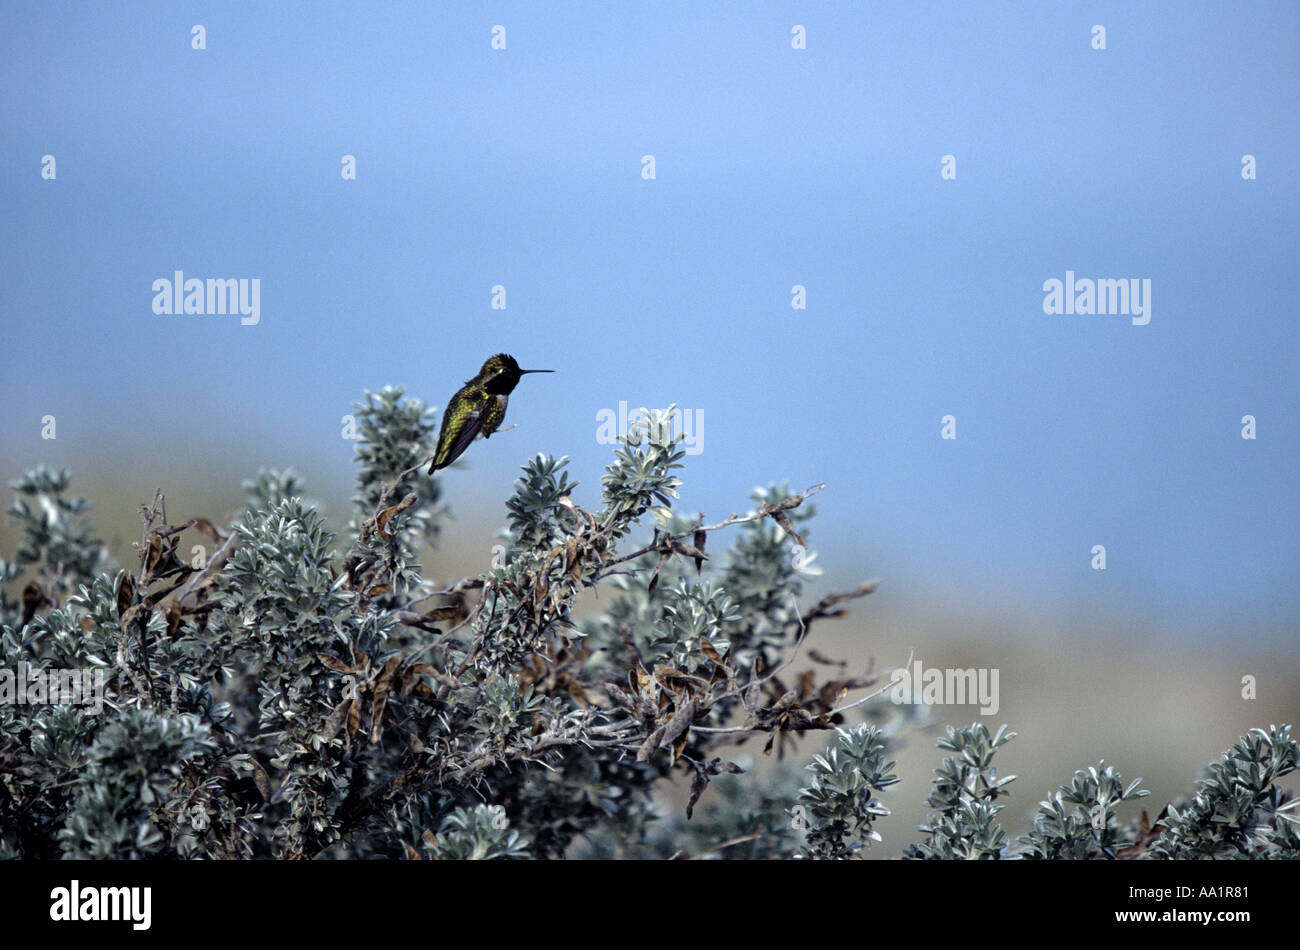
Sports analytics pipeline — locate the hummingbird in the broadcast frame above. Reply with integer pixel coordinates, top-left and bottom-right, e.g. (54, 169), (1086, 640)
(429, 354), (553, 473)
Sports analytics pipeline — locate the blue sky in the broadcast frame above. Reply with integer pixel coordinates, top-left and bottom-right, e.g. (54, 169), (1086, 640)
(2, 2), (1297, 641)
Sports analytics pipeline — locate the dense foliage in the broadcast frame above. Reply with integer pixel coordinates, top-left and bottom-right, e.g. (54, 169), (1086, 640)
(1, 389), (1295, 859)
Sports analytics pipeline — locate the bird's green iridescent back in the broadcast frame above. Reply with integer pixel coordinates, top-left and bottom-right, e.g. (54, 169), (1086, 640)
(428, 353), (551, 473)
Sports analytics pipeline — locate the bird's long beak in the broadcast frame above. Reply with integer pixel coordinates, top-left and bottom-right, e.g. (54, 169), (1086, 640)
(519, 369), (554, 374)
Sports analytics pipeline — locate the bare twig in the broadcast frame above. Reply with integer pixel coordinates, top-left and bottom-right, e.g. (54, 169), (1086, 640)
(687, 833), (761, 859)
(360, 455), (434, 539)
(822, 647), (912, 718)
(175, 528), (238, 609)
(589, 483), (826, 583)
(690, 646), (909, 736)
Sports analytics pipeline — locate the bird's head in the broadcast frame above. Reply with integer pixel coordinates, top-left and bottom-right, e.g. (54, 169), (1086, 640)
(479, 353), (553, 394)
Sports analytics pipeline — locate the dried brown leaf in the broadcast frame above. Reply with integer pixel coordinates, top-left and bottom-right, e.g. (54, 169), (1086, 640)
(770, 510), (805, 547)
(116, 574), (136, 618)
(692, 527), (707, 575)
(120, 603), (145, 632)
(322, 696), (352, 741)
(659, 698), (697, 757)
(250, 758), (272, 801)
(189, 517), (223, 542)
(164, 600), (183, 639)
(686, 769), (709, 819)
(317, 653), (354, 674)
(647, 553), (669, 596)
(637, 724), (666, 762)
(346, 698), (361, 739)
(21, 582), (49, 626)
(376, 492), (418, 541)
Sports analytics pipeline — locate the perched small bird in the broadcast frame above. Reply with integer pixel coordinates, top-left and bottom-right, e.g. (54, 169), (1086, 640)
(429, 354), (553, 473)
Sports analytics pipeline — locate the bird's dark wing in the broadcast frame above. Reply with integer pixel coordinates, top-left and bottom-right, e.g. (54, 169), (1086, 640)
(432, 404), (487, 471)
